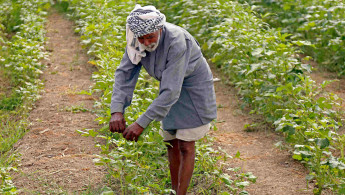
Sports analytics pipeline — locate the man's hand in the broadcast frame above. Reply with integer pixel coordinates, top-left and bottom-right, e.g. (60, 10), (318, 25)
(109, 112), (126, 133)
(123, 122), (144, 142)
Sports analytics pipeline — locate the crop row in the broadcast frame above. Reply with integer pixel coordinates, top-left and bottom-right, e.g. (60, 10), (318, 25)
(150, 0), (345, 194)
(0, 0), (50, 194)
(240, 0), (345, 75)
(62, 0), (256, 194)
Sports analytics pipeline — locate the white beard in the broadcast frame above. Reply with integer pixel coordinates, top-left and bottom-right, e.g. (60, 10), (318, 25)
(139, 32), (160, 52)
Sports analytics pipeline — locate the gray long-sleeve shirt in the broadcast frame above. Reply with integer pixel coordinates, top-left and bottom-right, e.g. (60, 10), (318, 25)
(111, 22), (217, 131)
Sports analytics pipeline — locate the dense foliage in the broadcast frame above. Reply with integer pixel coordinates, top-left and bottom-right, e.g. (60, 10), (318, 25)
(62, 0), (256, 194)
(151, 0), (345, 194)
(240, 0), (345, 75)
(0, 0), (50, 194)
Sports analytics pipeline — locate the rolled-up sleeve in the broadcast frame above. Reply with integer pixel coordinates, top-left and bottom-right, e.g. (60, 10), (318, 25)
(136, 36), (191, 128)
(110, 48), (142, 114)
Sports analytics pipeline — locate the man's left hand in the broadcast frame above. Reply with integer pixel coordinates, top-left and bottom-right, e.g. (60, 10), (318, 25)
(123, 122), (144, 142)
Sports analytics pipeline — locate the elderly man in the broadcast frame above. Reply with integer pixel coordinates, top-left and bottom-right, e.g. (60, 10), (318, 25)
(109, 5), (217, 195)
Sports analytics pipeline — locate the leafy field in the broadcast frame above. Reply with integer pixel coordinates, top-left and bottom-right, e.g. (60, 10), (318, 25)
(63, 0), (345, 193)
(151, 0), (345, 194)
(0, 0), (50, 193)
(1, 0), (344, 194)
(62, 0), (256, 194)
(240, 0), (345, 75)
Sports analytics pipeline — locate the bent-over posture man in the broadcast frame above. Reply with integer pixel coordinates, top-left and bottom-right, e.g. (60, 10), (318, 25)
(109, 5), (217, 195)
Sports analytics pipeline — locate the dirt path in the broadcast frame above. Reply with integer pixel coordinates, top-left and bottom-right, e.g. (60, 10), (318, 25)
(12, 12), (105, 194)
(210, 68), (314, 194)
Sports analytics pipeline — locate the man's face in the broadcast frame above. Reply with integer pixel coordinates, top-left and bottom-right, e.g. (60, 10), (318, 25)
(138, 29), (161, 52)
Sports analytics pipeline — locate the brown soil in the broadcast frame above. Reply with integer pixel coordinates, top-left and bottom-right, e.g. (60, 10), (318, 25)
(210, 68), (314, 194)
(12, 11), (106, 194)
(0, 69), (11, 97)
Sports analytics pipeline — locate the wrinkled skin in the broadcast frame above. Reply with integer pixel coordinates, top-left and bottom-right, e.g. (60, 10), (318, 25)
(138, 29), (162, 52)
(123, 122), (144, 142)
(109, 112), (126, 133)
(138, 29), (162, 46)
(109, 112), (144, 141)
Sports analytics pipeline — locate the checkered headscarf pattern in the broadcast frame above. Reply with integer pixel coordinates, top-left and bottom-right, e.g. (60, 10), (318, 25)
(126, 5), (166, 38)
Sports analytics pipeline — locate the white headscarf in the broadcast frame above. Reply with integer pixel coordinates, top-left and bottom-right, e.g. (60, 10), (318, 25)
(126, 5), (166, 65)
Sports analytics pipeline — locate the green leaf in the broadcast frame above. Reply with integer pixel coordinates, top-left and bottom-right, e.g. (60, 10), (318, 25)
(316, 138), (330, 149)
(220, 174), (233, 186)
(239, 191), (249, 195)
(82, 39), (92, 45)
(282, 125), (295, 135)
(247, 63), (261, 75)
(301, 64), (311, 73)
(76, 129), (89, 137)
(305, 174), (315, 181)
(88, 129), (98, 137)
(236, 181), (250, 188)
(307, 22), (316, 27)
(339, 184), (345, 194)
(251, 48), (263, 57)
(235, 151), (241, 158)
(293, 153), (302, 161)
(292, 40), (314, 47)
(101, 191), (114, 195)
(321, 80), (337, 89)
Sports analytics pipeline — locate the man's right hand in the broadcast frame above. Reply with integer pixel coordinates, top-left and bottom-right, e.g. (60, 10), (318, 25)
(109, 112), (126, 133)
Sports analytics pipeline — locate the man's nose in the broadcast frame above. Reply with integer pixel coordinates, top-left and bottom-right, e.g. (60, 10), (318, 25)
(144, 39), (150, 46)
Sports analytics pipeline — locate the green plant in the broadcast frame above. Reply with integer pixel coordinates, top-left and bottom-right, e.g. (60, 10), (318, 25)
(65, 0), (256, 193)
(64, 104), (89, 113)
(0, 167), (17, 194)
(0, 0), (50, 193)
(152, 0), (344, 193)
(240, 0), (345, 75)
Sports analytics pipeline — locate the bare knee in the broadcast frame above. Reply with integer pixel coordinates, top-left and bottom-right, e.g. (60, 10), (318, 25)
(178, 140), (195, 156)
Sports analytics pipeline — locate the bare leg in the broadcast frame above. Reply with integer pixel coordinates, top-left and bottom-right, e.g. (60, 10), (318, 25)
(167, 139), (180, 194)
(177, 140), (195, 195)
